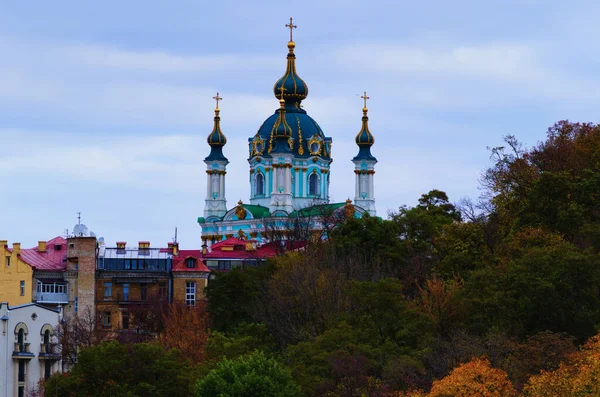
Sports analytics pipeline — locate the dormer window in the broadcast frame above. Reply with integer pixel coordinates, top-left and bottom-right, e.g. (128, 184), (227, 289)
(54, 245), (62, 251)
(186, 258), (196, 268)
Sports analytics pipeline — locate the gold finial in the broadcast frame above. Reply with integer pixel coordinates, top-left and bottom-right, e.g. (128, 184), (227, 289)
(285, 17), (297, 42)
(360, 91), (370, 113)
(278, 85), (286, 106)
(213, 92), (223, 110)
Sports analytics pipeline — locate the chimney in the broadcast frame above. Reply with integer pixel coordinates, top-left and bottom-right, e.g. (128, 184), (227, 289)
(168, 242), (179, 256)
(38, 241), (47, 253)
(0, 241), (7, 250)
(116, 242), (126, 254)
(12, 243), (20, 255)
(139, 241), (150, 255)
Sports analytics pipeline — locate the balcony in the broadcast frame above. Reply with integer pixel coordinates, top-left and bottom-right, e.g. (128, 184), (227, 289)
(12, 343), (34, 359)
(36, 292), (69, 304)
(39, 343), (61, 360)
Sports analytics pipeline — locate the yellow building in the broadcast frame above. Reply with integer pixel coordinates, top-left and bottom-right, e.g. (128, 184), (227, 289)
(0, 241), (33, 305)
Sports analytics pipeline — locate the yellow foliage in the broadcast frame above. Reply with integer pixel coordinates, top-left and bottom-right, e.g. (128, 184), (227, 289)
(428, 357), (516, 397)
(523, 334), (600, 396)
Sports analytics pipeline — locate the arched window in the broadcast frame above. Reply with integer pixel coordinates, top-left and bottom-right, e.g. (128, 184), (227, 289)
(186, 257), (196, 268)
(309, 173), (319, 196)
(256, 173), (265, 196)
(43, 329), (50, 345)
(18, 329), (25, 352)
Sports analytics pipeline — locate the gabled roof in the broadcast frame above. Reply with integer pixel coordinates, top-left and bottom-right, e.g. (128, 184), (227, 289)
(172, 249), (209, 273)
(19, 237), (67, 271)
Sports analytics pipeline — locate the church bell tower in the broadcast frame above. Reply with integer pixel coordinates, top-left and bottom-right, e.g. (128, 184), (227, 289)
(204, 93), (228, 219)
(352, 92), (377, 216)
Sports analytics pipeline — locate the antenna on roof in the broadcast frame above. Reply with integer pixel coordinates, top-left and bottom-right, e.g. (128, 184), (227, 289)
(173, 227), (178, 244)
(77, 212), (81, 225)
(64, 229), (70, 238)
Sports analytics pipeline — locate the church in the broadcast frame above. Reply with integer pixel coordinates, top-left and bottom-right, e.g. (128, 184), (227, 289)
(197, 19), (378, 245)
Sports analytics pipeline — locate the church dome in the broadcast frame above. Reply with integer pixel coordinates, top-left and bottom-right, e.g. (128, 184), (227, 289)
(273, 41), (308, 104)
(205, 96), (228, 162)
(250, 28), (331, 160)
(353, 96), (376, 162)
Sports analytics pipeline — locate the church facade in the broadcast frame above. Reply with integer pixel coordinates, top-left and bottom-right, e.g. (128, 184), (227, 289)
(197, 21), (378, 245)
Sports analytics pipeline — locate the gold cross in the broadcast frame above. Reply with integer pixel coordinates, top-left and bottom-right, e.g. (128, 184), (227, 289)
(213, 92), (223, 109)
(361, 91), (370, 108)
(285, 17), (297, 42)
(278, 85), (287, 98)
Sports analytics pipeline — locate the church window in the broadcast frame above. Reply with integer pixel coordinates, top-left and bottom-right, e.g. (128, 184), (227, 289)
(256, 173), (265, 196)
(310, 142), (319, 154)
(309, 173), (319, 196)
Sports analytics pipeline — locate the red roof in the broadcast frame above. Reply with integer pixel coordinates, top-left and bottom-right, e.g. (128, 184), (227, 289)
(203, 237), (281, 260)
(172, 249), (209, 272)
(19, 237), (67, 271)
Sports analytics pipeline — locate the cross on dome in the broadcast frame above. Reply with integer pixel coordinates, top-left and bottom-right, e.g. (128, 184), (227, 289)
(285, 17), (297, 42)
(361, 91), (370, 109)
(213, 92), (223, 109)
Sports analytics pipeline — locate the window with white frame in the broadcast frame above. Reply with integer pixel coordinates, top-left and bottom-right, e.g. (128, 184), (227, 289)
(20, 281), (25, 296)
(256, 173), (265, 196)
(185, 282), (196, 306)
(308, 172), (320, 196)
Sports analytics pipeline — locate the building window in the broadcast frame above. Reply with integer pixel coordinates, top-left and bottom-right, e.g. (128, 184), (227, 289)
(219, 261), (231, 271)
(186, 258), (196, 268)
(6, 256), (10, 267)
(309, 173), (319, 196)
(74, 296), (78, 313)
(256, 173), (265, 196)
(122, 309), (129, 329)
(185, 282), (196, 306)
(44, 361), (52, 380)
(20, 281), (25, 296)
(103, 312), (111, 327)
(122, 284), (130, 302)
(141, 285), (147, 301)
(159, 283), (167, 299)
(104, 283), (112, 299)
(18, 360), (26, 383)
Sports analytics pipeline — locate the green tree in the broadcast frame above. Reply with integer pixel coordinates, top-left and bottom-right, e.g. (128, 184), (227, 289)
(205, 264), (274, 332)
(195, 351), (301, 397)
(45, 342), (197, 397)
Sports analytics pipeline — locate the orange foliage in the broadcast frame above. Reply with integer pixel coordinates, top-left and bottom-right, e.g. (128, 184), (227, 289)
(160, 302), (210, 364)
(417, 275), (464, 335)
(428, 357), (516, 397)
(523, 334), (600, 396)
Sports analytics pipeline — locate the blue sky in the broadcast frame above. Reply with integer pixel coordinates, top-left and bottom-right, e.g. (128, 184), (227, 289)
(1, 1), (599, 248)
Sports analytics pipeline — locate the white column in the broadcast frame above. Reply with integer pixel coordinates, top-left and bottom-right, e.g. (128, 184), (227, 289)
(369, 172), (374, 199)
(272, 167), (277, 194)
(206, 172), (211, 199)
(219, 173), (224, 199)
(354, 171), (359, 199)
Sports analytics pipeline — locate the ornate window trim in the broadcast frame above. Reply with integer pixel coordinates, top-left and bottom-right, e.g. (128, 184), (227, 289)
(308, 134), (323, 156)
(252, 135), (265, 156)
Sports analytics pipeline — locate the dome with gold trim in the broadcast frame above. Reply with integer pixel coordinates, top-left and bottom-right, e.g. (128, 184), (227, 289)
(273, 41), (308, 104)
(250, 37), (330, 159)
(353, 103), (376, 161)
(205, 102), (228, 161)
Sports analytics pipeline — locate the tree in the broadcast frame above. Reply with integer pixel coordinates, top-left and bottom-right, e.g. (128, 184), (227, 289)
(195, 351), (301, 397)
(523, 333), (600, 396)
(416, 275), (464, 337)
(45, 341), (197, 397)
(462, 228), (600, 339)
(428, 357), (516, 397)
(55, 306), (105, 368)
(205, 264), (274, 332)
(160, 302), (210, 364)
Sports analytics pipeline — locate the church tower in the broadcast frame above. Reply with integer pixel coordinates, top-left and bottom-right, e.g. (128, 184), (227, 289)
(248, 18), (333, 214)
(352, 92), (377, 216)
(204, 93), (228, 220)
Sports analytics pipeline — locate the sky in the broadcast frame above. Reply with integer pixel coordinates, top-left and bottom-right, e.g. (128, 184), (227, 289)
(1, 0), (599, 249)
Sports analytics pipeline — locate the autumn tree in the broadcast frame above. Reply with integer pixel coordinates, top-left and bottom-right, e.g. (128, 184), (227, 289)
(55, 306), (105, 368)
(416, 275), (464, 337)
(428, 357), (516, 397)
(523, 333), (600, 396)
(160, 302), (210, 364)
